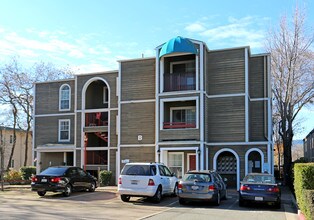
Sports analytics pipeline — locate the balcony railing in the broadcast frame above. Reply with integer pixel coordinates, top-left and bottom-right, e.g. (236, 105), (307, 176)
(164, 72), (196, 92)
(163, 122), (196, 129)
(85, 112), (108, 127)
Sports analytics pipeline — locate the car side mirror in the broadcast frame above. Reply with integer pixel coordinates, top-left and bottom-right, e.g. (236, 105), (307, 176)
(223, 178), (228, 182)
(171, 173), (176, 177)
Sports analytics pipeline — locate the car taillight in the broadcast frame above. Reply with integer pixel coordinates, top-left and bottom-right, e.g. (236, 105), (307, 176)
(31, 176), (38, 182)
(240, 185), (251, 191)
(268, 186), (280, 193)
(118, 177), (122, 185)
(208, 185), (216, 191)
(50, 177), (61, 183)
(178, 183), (182, 189)
(148, 179), (155, 186)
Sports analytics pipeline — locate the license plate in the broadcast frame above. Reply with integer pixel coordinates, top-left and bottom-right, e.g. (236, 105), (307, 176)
(255, 197), (263, 201)
(191, 185), (199, 190)
(41, 179), (47, 182)
(131, 180), (138, 185)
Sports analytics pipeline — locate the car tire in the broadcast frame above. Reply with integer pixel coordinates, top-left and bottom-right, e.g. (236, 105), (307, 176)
(179, 198), (186, 205)
(153, 187), (162, 203)
(171, 184), (178, 197)
(222, 189), (227, 200)
(214, 192), (220, 206)
(239, 198), (245, 207)
(37, 191), (46, 197)
(274, 201), (281, 209)
(88, 181), (96, 192)
(120, 195), (131, 202)
(63, 184), (72, 197)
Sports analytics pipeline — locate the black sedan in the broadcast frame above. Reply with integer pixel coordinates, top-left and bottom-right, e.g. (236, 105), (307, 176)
(239, 173), (281, 208)
(31, 166), (97, 197)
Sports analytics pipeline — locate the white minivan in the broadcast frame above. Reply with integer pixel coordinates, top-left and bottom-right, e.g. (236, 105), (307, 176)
(118, 162), (178, 203)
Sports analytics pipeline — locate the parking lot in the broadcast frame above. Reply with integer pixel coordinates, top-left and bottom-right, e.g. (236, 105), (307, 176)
(0, 187), (298, 220)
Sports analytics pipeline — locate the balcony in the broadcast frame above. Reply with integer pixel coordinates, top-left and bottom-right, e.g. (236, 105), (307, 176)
(163, 122), (196, 129)
(85, 112), (108, 127)
(164, 72), (196, 92)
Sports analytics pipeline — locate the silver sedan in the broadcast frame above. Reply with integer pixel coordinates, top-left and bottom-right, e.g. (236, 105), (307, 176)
(178, 170), (227, 206)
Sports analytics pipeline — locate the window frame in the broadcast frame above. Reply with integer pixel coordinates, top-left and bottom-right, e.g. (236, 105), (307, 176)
(59, 84), (71, 111)
(58, 119), (70, 142)
(167, 152), (184, 179)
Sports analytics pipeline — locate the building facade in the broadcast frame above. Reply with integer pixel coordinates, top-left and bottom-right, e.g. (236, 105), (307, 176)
(304, 128), (314, 162)
(0, 126), (32, 170)
(33, 37), (273, 188)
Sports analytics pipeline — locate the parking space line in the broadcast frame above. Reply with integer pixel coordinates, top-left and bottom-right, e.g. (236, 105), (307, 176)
(227, 199), (239, 209)
(137, 200), (178, 220)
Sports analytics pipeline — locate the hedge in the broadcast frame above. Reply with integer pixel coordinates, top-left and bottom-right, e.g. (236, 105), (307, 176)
(20, 166), (36, 180)
(294, 163), (314, 220)
(99, 170), (112, 186)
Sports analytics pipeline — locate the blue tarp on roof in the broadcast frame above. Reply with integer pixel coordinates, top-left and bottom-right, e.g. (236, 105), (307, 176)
(159, 36), (197, 58)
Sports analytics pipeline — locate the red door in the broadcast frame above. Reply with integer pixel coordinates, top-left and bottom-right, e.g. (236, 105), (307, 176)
(188, 154), (196, 171)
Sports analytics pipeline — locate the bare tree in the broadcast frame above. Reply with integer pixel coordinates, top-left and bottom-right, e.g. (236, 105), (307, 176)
(0, 58), (74, 167)
(265, 6), (314, 186)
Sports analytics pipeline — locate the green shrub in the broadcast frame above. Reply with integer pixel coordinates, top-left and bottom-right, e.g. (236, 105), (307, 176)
(304, 190), (314, 220)
(99, 170), (112, 186)
(20, 166), (36, 180)
(294, 163), (314, 220)
(4, 169), (23, 184)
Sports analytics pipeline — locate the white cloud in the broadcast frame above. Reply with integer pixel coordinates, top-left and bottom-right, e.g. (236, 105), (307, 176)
(185, 16), (267, 50)
(185, 23), (206, 32)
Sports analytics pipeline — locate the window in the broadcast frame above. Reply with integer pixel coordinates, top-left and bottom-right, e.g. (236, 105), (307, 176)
(170, 106), (196, 128)
(59, 119), (70, 142)
(10, 159), (14, 168)
(170, 60), (195, 74)
(103, 87), (109, 103)
(168, 153), (184, 178)
(59, 84), (70, 110)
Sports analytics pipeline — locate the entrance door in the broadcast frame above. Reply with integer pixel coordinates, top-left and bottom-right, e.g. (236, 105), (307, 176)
(248, 151), (262, 173)
(66, 152), (74, 166)
(188, 154), (196, 171)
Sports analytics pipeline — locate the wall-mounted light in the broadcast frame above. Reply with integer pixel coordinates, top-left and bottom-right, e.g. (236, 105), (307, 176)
(197, 149), (201, 154)
(157, 149), (160, 154)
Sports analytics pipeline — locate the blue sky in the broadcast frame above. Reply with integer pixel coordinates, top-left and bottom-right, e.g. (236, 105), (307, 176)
(0, 0), (313, 139)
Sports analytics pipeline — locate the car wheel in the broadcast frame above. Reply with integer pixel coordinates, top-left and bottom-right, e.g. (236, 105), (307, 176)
(153, 187), (162, 203)
(88, 181), (96, 192)
(222, 189), (227, 200)
(37, 191), (46, 197)
(120, 195), (131, 202)
(214, 192), (220, 206)
(239, 198), (245, 207)
(179, 198), (186, 205)
(171, 184), (178, 197)
(63, 184), (72, 197)
(274, 201), (281, 209)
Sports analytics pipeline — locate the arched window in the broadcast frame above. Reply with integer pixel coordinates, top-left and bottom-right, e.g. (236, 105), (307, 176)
(59, 84), (70, 110)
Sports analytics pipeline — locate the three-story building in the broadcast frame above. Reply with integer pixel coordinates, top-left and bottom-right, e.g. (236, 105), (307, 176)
(33, 36), (273, 188)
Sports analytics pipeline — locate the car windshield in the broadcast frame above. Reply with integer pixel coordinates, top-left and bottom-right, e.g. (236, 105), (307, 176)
(243, 174), (275, 184)
(183, 173), (211, 182)
(121, 165), (155, 176)
(40, 167), (68, 176)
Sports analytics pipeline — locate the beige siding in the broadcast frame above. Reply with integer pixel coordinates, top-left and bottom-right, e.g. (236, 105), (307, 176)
(109, 111), (118, 147)
(35, 80), (75, 115)
(76, 72), (118, 110)
(35, 115), (75, 146)
(120, 146), (155, 171)
(249, 56), (266, 98)
(249, 101), (268, 141)
(121, 58), (155, 101)
(41, 152), (64, 171)
(120, 102), (155, 145)
(206, 49), (245, 95)
(207, 96), (245, 142)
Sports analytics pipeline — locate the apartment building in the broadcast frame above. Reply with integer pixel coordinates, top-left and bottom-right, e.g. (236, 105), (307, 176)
(33, 36), (273, 188)
(304, 128), (314, 162)
(0, 126), (32, 170)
